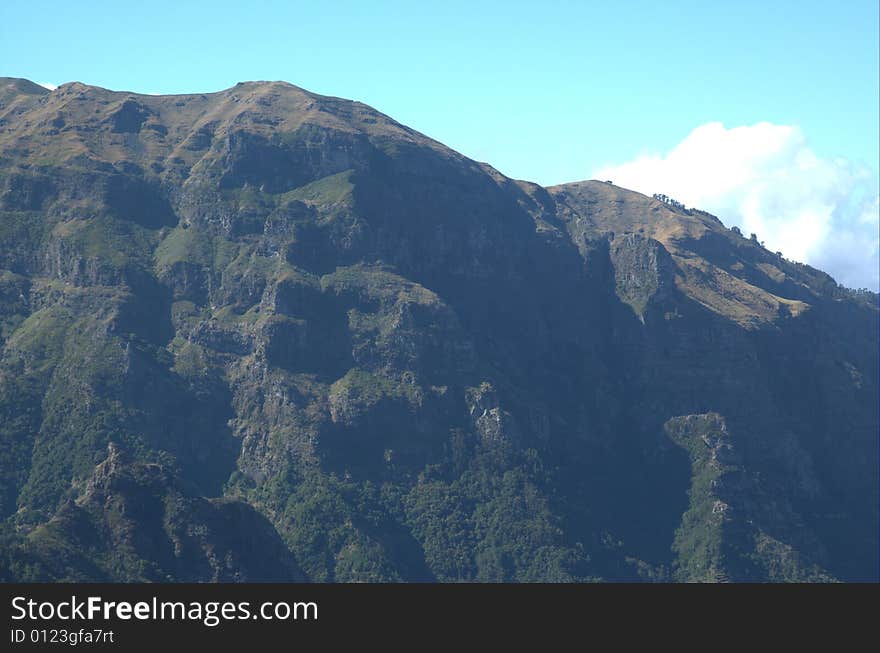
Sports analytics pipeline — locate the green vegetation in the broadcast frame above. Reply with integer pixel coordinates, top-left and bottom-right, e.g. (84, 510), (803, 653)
(666, 414), (734, 582)
(281, 170), (354, 205)
(154, 225), (238, 272)
(0, 77), (875, 583)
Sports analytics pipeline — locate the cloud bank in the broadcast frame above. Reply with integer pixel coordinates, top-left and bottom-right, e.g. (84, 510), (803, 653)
(593, 122), (879, 291)
(37, 82), (57, 91)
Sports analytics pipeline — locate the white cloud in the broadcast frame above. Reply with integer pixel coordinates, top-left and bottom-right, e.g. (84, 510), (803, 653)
(593, 122), (880, 291)
(37, 82), (57, 91)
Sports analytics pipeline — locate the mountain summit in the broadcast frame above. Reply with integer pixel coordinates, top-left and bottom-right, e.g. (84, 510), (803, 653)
(0, 78), (876, 582)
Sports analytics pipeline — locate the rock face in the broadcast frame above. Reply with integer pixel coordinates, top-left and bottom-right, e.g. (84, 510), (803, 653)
(0, 77), (877, 582)
(609, 233), (675, 319)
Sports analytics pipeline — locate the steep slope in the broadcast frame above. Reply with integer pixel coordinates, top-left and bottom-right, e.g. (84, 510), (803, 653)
(546, 180), (847, 326)
(2, 443), (305, 582)
(0, 78), (876, 582)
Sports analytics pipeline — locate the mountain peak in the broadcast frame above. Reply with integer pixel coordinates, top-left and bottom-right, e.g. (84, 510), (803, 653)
(0, 78), (876, 583)
(0, 77), (50, 95)
(0, 77), (50, 108)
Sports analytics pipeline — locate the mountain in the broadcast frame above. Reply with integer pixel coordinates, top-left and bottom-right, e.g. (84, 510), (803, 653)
(0, 77), (876, 582)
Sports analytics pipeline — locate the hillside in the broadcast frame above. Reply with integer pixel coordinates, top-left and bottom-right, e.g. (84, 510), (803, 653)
(0, 77), (876, 582)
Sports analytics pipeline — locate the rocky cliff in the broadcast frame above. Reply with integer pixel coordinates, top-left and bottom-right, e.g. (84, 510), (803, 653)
(0, 77), (876, 582)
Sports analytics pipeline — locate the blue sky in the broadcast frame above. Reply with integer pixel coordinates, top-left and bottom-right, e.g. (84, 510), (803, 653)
(2, 0), (878, 287)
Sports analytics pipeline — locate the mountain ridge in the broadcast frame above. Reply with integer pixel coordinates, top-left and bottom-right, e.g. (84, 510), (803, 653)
(1, 76), (874, 304)
(0, 77), (876, 582)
